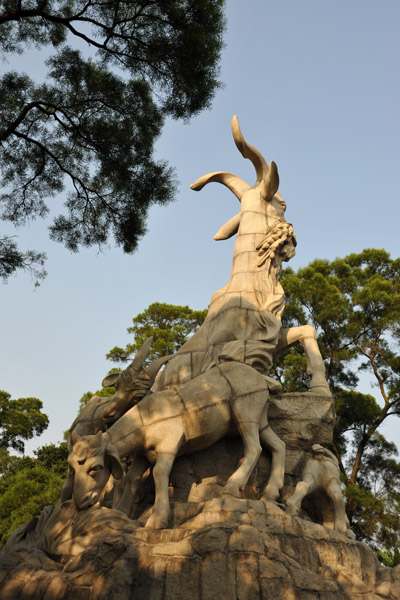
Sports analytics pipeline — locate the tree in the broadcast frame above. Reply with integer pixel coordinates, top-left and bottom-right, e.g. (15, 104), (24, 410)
(0, 0), (226, 281)
(76, 302), (207, 411)
(0, 390), (49, 453)
(0, 442), (67, 546)
(278, 248), (400, 562)
(106, 301), (208, 364)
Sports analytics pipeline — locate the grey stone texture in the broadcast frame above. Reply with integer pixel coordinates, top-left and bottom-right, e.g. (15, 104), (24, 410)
(1, 496), (399, 600)
(1, 394), (397, 599)
(129, 392), (335, 513)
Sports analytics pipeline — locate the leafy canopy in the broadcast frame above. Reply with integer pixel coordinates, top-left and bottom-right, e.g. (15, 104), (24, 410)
(0, 0), (226, 281)
(278, 248), (400, 562)
(0, 390), (49, 453)
(77, 302), (207, 410)
(106, 301), (208, 364)
(0, 442), (67, 546)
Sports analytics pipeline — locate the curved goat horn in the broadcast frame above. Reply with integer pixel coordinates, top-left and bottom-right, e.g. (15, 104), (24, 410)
(145, 354), (173, 383)
(231, 115), (269, 183)
(107, 337), (154, 390)
(191, 171), (250, 201)
(124, 336), (153, 380)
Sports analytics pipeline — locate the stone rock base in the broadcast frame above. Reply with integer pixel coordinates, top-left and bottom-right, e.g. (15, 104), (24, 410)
(1, 498), (399, 600)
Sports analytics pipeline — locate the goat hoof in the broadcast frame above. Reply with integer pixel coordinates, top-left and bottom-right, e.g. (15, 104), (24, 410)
(310, 384), (331, 397)
(221, 485), (241, 499)
(262, 485), (280, 503)
(145, 512), (169, 530)
(116, 502), (130, 516)
(285, 501), (299, 516)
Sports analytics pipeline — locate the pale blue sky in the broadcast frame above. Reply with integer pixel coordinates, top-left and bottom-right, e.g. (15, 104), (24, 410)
(1, 0), (399, 453)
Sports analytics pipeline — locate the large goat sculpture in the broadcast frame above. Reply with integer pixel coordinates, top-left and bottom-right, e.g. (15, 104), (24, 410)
(155, 115), (330, 396)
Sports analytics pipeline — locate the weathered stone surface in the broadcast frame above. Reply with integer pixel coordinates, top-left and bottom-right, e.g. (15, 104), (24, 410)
(228, 524), (264, 553)
(164, 557), (200, 600)
(268, 393), (335, 450)
(1, 497), (398, 600)
(235, 552), (260, 599)
(201, 552), (236, 600)
(192, 525), (229, 555)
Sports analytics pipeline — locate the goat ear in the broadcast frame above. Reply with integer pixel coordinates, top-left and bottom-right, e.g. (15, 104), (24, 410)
(262, 161), (279, 200)
(214, 212), (241, 240)
(102, 372), (120, 388)
(92, 430), (103, 447)
(106, 445), (124, 480)
(71, 430), (81, 446)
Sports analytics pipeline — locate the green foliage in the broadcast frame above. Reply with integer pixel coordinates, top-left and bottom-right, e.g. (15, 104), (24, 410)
(0, 0), (226, 280)
(0, 390), (49, 453)
(281, 248), (400, 393)
(271, 348), (309, 393)
(348, 448), (400, 567)
(0, 465), (63, 545)
(279, 249), (400, 561)
(107, 302), (208, 364)
(34, 442), (68, 477)
(334, 389), (381, 455)
(0, 235), (46, 283)
(0, 442), (67, 546)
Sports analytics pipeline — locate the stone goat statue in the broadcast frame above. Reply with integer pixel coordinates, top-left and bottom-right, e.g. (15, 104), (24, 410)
(61, 338), (170, 503)
(68, 360), (285, 529)
(286, 444), (353, 537)
(67, 117), (329, 528)
(155, 116), (330, 397)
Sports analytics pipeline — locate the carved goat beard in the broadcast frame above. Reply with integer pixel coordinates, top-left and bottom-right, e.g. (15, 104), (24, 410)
(251, 226), (296, 318)
(256, 222), (296, 269)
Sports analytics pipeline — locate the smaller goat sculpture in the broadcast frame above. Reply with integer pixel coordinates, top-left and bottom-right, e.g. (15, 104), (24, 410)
(286, 444), (354, 538)
(68, 360), (285, 529)
(61, 338), (170, 503)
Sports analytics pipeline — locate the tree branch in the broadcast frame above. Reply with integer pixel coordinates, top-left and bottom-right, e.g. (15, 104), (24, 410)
(0, 102), (46, 142)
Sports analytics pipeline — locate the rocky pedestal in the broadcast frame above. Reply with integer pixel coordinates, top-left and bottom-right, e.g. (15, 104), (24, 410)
(1, 393), (399, 600)
(1, 499), (399, 600)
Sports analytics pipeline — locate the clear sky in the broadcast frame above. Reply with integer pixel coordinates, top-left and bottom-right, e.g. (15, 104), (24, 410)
(1, 0), (399, 454)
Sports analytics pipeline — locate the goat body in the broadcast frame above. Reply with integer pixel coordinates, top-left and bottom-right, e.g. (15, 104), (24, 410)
(155, 116), (329, 396)
(69, 361), (285, 529)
